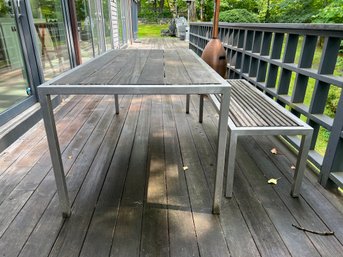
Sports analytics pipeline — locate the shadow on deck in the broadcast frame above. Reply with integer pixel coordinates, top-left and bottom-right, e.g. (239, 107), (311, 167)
(0, 39), (343, 257)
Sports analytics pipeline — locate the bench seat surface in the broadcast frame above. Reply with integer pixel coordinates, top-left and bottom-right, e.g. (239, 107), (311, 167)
(217, 80), (303, 128)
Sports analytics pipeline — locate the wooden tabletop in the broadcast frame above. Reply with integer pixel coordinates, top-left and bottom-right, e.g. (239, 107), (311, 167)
(52, 49), (222, 86)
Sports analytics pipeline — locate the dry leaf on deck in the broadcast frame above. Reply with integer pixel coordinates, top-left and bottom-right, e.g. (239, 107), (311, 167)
(268, 178), (281, 185)
(271, 148), (278, 155)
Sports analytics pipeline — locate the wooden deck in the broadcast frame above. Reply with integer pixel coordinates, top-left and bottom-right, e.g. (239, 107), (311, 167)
(1, 38), (343, 257)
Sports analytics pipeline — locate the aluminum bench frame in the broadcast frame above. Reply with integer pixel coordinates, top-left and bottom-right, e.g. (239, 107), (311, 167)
(188, 79), (313, 198)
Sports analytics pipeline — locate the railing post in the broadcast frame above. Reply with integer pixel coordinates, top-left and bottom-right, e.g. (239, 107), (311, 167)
(308, 37), (341, 150)
(319, 93), (343, 186)
(189, 23), (343, 188)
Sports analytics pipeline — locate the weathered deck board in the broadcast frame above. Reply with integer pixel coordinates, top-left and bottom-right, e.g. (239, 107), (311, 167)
(171, 95), (231, 257)
(1, 93), (343, 257)
(1, 38), (343, 257)
(109, 95), (151, 257)
(186, 95), (262, 257)
(18, 95), (132, 257)
(162, 95), (199, 257)
(0, 96), (81, 174)
(236, 142), (321, 257)
(48, 98), (129, 257)
(0, 96), (109, 257)
(140, 95), (169, 257)
(78, 95), (141, 257)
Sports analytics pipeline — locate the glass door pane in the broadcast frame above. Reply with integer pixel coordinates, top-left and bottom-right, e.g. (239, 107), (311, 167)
(89, 0), (100, 55)
(75, 0), (94, 62)
(102, 0), (112, 50)
(0, 0), (29, 113)
(29, 0), (71, 80)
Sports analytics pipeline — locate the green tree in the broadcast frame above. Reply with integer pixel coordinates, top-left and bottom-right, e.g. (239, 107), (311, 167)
(220, 0), (259, 13)
(75, 0), (88, 21)
(0, 0), (10, 16)
(219, 8), (260, 23)
(312, 0), (343, 23)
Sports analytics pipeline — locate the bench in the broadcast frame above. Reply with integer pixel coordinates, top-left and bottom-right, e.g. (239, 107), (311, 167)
(189, 79), (313, 198)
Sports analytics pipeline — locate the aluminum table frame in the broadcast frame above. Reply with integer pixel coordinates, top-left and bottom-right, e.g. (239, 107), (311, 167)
(38, 50), (231, 217)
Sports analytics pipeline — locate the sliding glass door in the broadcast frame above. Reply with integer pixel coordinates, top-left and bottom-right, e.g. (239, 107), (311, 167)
(0, 0), (30, 114)
(0, 0), (119, 126)
(29, 0), (71, 80)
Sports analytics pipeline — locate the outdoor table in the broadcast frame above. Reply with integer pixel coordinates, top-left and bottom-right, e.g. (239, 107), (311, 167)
(38, 49), (230, 217)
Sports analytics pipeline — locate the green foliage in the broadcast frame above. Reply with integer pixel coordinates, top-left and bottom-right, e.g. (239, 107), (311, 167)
(39, 0), (57, 21)
(312, 0), (343, 23)
(75, 0), (87, 21)
(219, 9), (260, 23)
(256, 0), (325, 23)
(220, 0), (259, 13)
(138, 24), (166, 38)
(139, 0), (172, 22)
(0, 0), (10, 16)
(326, 87), (341, 117)
(138, 9), (172, 23)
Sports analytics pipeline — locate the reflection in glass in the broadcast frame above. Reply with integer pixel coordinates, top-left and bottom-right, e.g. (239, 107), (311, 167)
(102, 0), (112, 50)
(88, 0), (100, 55)
(117, 0), (123, 45)
(0, 0), (29, 113)
(30, 0), (71, 80)
(75, 0), (94, 62)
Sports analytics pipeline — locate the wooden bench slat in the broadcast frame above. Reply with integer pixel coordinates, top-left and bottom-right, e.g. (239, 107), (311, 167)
(230, 98), (255, 127)
(235, 80), (299, 127)
(237, 80), (299, 126)
(201, 79), (313, 201)
(229, 80), (300, 127)
(231, 89), (270, 127)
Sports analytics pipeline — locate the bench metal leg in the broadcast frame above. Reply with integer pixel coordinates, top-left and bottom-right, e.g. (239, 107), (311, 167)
(291, 132), (312, 197)
(225, 131), (238, 198)
(199, 94), (204, 123)
(39, 94), (71, 218)
(114, 94), (119, 114)
(213, 91), (230, 214)
(186, 94), (190, 114)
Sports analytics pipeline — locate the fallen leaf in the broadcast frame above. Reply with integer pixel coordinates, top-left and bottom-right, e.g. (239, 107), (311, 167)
(291, 165), (296, 170)
(183, 166), (189, 171)
(268, 177), (281, 185)
(271, 148), (278, 155)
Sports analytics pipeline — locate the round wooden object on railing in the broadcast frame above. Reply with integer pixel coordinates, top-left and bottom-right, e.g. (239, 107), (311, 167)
(201, 0), (227, 78)
(201, 39), (227, 78)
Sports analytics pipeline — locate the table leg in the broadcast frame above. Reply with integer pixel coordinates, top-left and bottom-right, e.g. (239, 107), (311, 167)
(40, 94), (71, 217)
(213, 91), (230, 214)
(186, 94), (190, 114)
(114, 94), (119, 114)
(199, 94), (204, 123)
(291, 132), (312, 197)
(225, 131), (238, 198)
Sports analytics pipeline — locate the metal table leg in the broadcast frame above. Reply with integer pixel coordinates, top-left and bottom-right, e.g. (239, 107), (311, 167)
(186, 94), (190, 114)
(114, 94), (119, 114)
(39, 94), (71, 217)
(213, 90), (230, 214)
(291, 131), (313, 197)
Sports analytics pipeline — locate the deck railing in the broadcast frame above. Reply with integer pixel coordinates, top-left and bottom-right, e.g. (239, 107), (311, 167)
(189, 22), (343, 188)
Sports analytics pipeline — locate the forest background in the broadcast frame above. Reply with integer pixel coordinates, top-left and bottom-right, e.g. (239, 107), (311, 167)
(137, 0), (342, 156)
(138, 0), (343, 24)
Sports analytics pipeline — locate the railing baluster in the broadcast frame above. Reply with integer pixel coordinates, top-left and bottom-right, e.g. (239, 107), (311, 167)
(320, 93), (343, 186)
(189, 22), (343, 188)
(256, 32), (272, 83)
(291, 35), (318, 117)
(277, 34), (299, 104)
